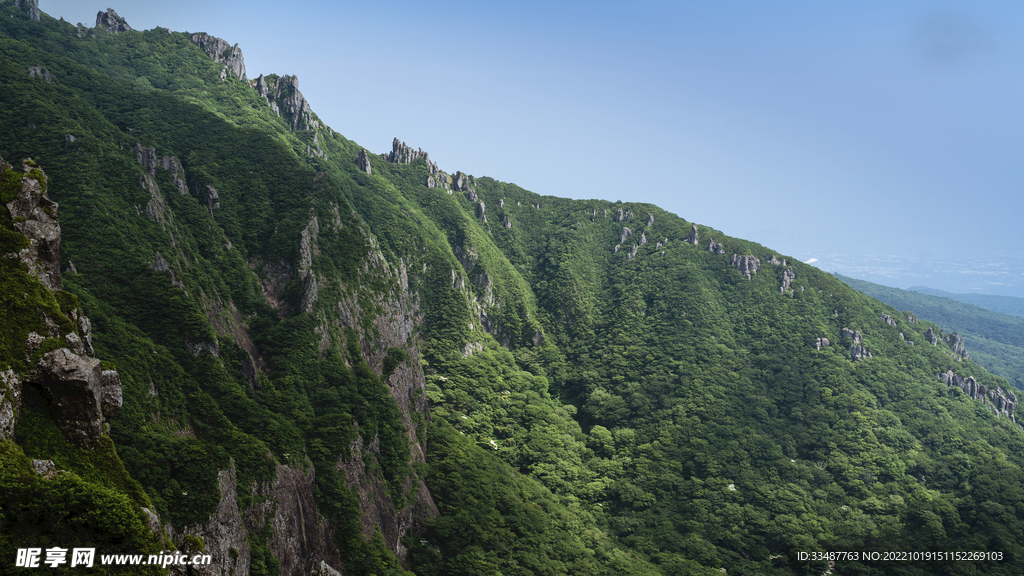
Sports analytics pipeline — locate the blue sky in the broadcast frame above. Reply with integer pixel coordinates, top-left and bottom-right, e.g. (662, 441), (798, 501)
(42, 1), (1024, 294)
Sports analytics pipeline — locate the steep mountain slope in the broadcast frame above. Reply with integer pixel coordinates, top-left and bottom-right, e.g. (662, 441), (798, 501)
(840, 274), (1024, 390)
(3, 4), (1024, 576)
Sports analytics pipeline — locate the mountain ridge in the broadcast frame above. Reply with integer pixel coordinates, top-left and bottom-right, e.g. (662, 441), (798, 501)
(3, 4), (1024, 575)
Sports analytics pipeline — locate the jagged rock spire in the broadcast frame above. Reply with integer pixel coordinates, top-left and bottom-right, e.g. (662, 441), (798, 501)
(95, 8), (131, 33)
(190, 33), (247, 80)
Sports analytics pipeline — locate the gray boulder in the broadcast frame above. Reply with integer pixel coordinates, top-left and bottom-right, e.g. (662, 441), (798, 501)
(731, 254), (760, 279)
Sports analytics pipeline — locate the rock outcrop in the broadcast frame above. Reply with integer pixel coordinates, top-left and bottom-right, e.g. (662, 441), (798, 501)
(27, 66), (53, 83)
(925, 327), (938, 345)
(849, 345), (873, 361)
(95, 8), (131, 33)
(685, 223), (699, 244)
(2, 157), (123, 447)
(841, 327), (863, 344)
(646, 213), (654, 226)
(386, 138), (438, 175)
(502, 215), (512, 229)
(938, 370), (1017, 420)
(251, 74), (319, 132)
(1, 369), (21, 439)
(14, 0), (40, 21)
(944, 332), (969, 359)
(3, 158), (60, 290)
(238, 464), (343, 576)
(880, 313), (896, 326)
(731, 254), (760, 279)
(815, 337), (831, 350)
(708, 240), (725, 255)
(356, 148), (372, 175)
(780, 267), (796, 294)
(905, 314), (919, 324)
(840, 328), (870, 360)
(613, 208), (633, 223)
(190, 33), (247, 80)
(169, 463), (251, 576)
(620, 227), (633, 243)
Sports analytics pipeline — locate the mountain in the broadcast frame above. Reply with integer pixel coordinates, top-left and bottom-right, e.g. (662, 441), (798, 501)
(839, 274), (1024, 390)
(909, 286), (1024, 319)
(4, 4), (1024, 575)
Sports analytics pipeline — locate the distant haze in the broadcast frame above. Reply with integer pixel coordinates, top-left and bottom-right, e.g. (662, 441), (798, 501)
(42, 0), (1024, 295)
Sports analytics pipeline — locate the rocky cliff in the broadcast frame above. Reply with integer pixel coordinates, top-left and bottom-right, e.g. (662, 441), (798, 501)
(1, 157), (122, 448)
(252, 73), (320, 132)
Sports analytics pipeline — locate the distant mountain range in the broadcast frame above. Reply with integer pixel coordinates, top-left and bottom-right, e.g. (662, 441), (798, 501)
(909, 286), (1024, 319)
(838, 275), (1024, 389)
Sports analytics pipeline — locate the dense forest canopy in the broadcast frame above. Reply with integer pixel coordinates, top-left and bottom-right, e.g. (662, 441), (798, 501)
(2, 4), (1024, 575)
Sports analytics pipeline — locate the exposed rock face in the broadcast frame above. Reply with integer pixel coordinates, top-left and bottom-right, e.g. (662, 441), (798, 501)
(613, 208), (633, 222)
(170, 463), (250, 576)
(27, 66), (53, 83)
(3, 159), (61, 290)
(31, 459), (58, 478)
(0, 369), (21, 440)
(327, 253), (440, 564)
(646, 213), (654, 226)
(849, 345), (872, 361)
(620, 227), (633, 243)
(841, 327), (863, 344)
(299, 216), (320, 313)
(337, 430), (438, 567)
(251, 74), (319, 132)
(685, 223), (699, 244)
(944, 332), (969, 359)
(815, 337), (831, 350)
(925, 327), (938, 345)
(14, 0), (40, 21)
(655, 238), (669, 249)
(708, 240), (725, 255)
(731, 254), (760, 279)
(477, 201), (486, 222)
(939, 370), (1018, 420)
(780, 267), (796, 294)
(198, 184), (220, 211)
(243, 464), (341, 576)
(502, 214), (512, 229)
(4, 157), (127, 448)
(465, 188), (478, 202)
(453, 171), (474, 194)
(386, 138), (438, 174)
(356, 148), (372, 175)
(305, 132), (326, 159)
(766, 254), (782, 265)
(189, 33), (246, 80)
(95, 8), (131, 33)
(880, 313), (896, 326)
(28, 349), (122, 447)
(905, 314), (919, 324)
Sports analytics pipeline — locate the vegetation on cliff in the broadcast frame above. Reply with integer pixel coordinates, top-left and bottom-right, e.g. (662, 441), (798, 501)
(3, 4), (1024, 575)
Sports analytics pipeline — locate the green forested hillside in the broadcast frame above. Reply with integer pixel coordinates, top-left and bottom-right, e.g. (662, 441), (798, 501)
(3, 4), (1024, 576)
(910, 286), (1024, 319)
(839, 274), (1024, 390)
